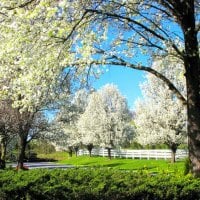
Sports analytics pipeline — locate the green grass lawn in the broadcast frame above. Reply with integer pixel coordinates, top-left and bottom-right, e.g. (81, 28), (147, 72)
(61, 155), (184, 174)
(37, 152), (185, 174)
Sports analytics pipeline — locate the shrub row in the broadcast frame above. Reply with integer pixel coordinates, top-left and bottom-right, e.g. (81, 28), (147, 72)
(0, 168), (200, 200)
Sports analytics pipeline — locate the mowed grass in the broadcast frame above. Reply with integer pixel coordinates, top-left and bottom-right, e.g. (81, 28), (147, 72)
(59, 155), (185, 174)
(37, 152), (185, 173)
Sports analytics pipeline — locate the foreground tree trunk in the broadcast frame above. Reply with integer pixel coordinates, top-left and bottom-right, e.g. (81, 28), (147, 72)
(186, 74), (200, 176)
(180, 1), (200, 176)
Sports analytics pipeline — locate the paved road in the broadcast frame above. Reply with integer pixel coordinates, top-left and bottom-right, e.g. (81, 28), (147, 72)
(10, 162), (74, 169)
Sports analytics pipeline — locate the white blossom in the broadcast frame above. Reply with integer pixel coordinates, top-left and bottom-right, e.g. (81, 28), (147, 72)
(135, 57), (187, 151)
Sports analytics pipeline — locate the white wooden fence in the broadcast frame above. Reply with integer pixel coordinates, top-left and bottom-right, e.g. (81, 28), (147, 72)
(78, 148), (188, 160)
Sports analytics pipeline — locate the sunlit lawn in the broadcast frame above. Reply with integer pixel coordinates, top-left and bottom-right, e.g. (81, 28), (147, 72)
(36, 152), (184, 172)
(59, 155), (184, 174)
(37, 152), (185, 173)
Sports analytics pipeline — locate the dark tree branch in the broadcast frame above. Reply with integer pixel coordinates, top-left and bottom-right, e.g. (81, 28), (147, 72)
(120, 38), (165, 51)
(3, 0), (37, 10)
(62, 11), (88, 43)
(108, 61), (186, 105)
(86, 8), (167, 41)
(143, 3), (172, 18)
(72, 56), (187, 105)
(86, 8), (184, 58)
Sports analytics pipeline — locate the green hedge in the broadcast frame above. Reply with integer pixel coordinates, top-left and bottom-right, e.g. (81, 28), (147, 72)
(0, 168), (200, 200)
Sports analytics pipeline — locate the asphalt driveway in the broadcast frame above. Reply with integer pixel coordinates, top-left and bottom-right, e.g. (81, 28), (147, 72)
(10, 162), (74, 169)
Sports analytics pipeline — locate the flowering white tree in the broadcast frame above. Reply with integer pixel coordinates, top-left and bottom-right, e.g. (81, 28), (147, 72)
(0, 1), (69, 169)
(0, 0), (91, 168)
(135, 58), (187, 162)
(49, 89), (89, 156)
(47, 122), (82, 157)
(99, 84), (132, 153)
(78, 92), (106, 156)
(78, 84), (133, 159)
(0, 100), (18, 169)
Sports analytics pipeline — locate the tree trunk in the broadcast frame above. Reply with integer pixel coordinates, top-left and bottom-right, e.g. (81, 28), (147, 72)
(17, 137), (27, 170)
(181, 1), (200, 176)
(89, 149), (92, 157)
(0, 141), (6, 169)
(186, 75), (200, 176)
(87, 144), (94, 157)
(74, 146), (79, 157)
(107, 148), (112, 159)
(68, 146), (73, 157)
(170, 144), (177, 163)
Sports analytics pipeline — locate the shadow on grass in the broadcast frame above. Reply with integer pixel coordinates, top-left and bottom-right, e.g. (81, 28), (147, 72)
(28, 157), (57, 162)
(99, 163), (123, 168)
(138, 166), (156, 170)
(81, 161), (99, 165)
(79, 162), (124, 168)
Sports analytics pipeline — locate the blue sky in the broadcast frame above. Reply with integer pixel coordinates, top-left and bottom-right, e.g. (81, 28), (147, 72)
(93, 66), (146, 110)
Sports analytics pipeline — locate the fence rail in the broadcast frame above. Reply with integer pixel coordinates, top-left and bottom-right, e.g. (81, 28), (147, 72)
(78, 148), (188, 160)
